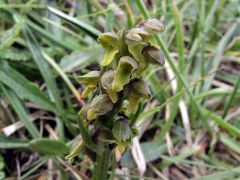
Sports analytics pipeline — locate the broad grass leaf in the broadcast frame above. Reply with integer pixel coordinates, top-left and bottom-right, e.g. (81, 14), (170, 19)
(29, 138), (70, 155)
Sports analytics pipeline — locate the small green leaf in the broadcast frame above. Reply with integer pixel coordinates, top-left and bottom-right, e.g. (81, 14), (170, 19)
(29, 138), (70, 155)
(112, 56), (138, 92)
(0, 21), (23, 50)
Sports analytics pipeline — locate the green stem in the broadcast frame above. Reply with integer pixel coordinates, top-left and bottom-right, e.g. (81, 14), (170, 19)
(92, 149), (111, 180)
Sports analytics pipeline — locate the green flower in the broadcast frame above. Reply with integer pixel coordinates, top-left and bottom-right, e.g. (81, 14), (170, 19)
(97, 32), (119, 66)
(101, 70), (118, 103)
(75, 71), (100, 98)
(127, 79), (151, 113)
(87, 94), (113, 120)
(112, 56), (138, 92)
(143, 45), (165, 65)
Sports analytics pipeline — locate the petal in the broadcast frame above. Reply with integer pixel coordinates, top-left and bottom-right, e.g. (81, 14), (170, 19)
(101, 48), (119, 66)
(101, 69), (115, 89)
(101, 70), (118, 103)
(75, 71), (100, 85)
(128, 92), (141, 113)
(81, 85), (96, 98)
(112, 56), (138, 92)
(97, 32), (119, 49)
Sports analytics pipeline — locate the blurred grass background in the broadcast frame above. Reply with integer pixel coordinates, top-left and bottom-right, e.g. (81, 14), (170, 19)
(0, 0), (240, 179)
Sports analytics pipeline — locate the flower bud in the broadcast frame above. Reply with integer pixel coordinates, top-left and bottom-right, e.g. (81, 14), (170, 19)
(131, 79), (151, 99)
(139, 18), (165, 34)
(87, 94), (113, 120)
(143, 45), (165, 65)
(112, 119), (132, 141)
(125, 28), (148, 42)
(101, 70), (118, 103)
(92, 127), (114, 146)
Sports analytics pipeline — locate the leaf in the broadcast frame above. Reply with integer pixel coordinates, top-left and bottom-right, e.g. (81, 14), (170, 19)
(220, 134), (240, 154)
(48, 6), (101, 38)
(112, 56), (138, 92)
(201, 107), (240, 137)
(23, 26), (63, 113)
(0, 21), (23, 50)
(0, 136), (29, 149)
(0, 48), (31, 61)
(60, 48), (100, 72)
(0, 61), (57, 113)
(120, 139), (167, 167)
(77, 114), (103, 155)
(0, 85), (40, 139)
(29, 138), (70, 155)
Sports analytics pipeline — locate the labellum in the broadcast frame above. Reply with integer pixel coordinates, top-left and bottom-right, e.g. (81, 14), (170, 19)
(112, 56), (138, 92)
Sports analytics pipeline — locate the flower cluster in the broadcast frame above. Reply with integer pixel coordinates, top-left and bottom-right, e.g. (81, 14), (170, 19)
(72, 19), (165, 161)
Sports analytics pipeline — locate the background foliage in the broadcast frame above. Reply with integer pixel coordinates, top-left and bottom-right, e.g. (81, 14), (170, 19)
(0, 0), (240, 179)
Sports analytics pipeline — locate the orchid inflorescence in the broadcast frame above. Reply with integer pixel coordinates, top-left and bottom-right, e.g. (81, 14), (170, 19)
(67, 18), (165, 162)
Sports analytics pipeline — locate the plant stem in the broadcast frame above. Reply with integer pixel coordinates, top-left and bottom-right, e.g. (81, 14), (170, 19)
(92, 148), (111, 180)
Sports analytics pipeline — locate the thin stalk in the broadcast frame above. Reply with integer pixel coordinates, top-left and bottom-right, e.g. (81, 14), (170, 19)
(42, 52), (85, 107)
(92, 149), (111, 180)
(222, 76), (240, 118)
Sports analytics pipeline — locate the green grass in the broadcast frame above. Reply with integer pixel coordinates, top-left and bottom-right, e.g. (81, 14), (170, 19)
(0, 0), (240, 179)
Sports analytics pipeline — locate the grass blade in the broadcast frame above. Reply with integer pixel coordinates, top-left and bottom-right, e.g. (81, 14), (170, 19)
(0, 61), (57, 113)
(0, 85), (40, 138)
(48, 6), (101, 38)
(201, 107), (240, 137)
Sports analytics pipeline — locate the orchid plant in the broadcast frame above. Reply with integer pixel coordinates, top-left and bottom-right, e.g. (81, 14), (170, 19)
(66, 18), (165, 179)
